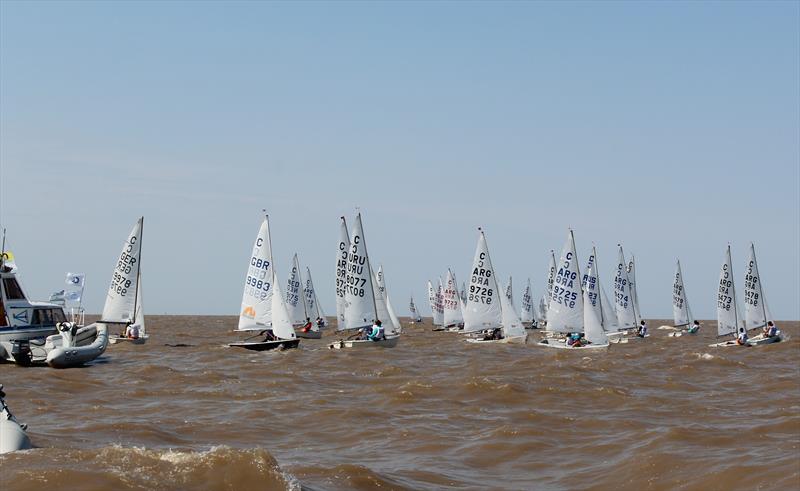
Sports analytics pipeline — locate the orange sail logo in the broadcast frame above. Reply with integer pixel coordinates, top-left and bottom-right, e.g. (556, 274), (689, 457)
(242, 306), (256, 318)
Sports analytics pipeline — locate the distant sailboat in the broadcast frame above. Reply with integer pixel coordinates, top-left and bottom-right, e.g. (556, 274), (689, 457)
(520, 278), (535, 328)
(304, 266), (327, 328)
(709, 245), (746, 348)
(229, 215), (299, 351)
(627, 256), (642, 325)
(443, 269), (464, 329)
(741, 243), (783, 345)
(613, 245), (639, 333)
(435, 278), (445, 327)
(375, 265), (402, 334)
(286, 255), (320, 339)
(428, 280), (445, 331)
(665, 259), (698, 337)
(409, 296), (422, 323)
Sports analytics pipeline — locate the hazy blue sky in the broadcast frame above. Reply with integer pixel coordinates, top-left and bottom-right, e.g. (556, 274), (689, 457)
(1, 1), (798, 319)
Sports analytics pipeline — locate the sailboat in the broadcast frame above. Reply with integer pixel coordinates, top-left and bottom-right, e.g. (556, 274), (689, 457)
(538, 243), (609, 349)
(428, 280), (445, 331)
(442, 269), (464, 329)
(409, 296), (423, 323)
(304, 266), (327, 328)
(286, 254), (320, 339)
(613, 245), (641, 336)
(739, 244), (783, 345)
(627, 255), (642, 325)
(435, 278), (445, 328)
(329, 212), (399, 349)
(536, 251), (556, 329)
(335, 217), (350, 330)
(229, 215), (299, 351)
(664, 260), (698, 337)
(462, 228), (527, 344)
(520, 278), (535, 328)
(709, 245), (747, 348)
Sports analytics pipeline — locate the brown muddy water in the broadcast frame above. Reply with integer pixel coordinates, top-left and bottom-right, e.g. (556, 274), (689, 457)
(1, 317), (799, 491)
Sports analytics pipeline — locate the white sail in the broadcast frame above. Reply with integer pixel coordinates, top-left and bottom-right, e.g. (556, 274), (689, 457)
(504, 276), (514, 307)
(133, 271), (145, 335)
(434, 278), (445, 326)
(627, 256), (642, 324)
(427, 280), (438, 324)
(270, 270), (297, 340)
(499, 283), (525, 338)
(285, 254), (309, 326)
(303, 267), (321, 332)
(600, 284), (618, 332)
(581, 247), (603, 329)
(460, 281), (467, 304)
(542, 250), (556, 323)
(536, 295), (548, 324)
(582, 269), (608, 346)
(547, 230), (583, 334)
(462, 229), (503, 333)
(520, 278), (534, 323)
(673, 260), (692, 327)
(410, 296), (421, 321)
(237, 216), (274, 331)
(744, 243), (770, 330)
(375, 265), (401, 334)
(443, 269), (464, 327)
(717, 246), (742, 337)
(614, 246), (637, 330)
(335, 217), (350, 327)
(102, 217), (144, 325)
(343, 213), (377, 331)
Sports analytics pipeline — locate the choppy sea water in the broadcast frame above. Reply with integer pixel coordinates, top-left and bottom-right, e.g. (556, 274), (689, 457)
(1, 317), (798, 490)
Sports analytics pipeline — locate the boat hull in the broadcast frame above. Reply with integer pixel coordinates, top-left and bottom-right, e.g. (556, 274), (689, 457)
(537, 339), (609, 350)
(46, 323), (109, 368)
(466, 334), (528, 344)
(229, 338), (300, 351)
(328, 335), (399, 349)
(109, 334), (149, 345)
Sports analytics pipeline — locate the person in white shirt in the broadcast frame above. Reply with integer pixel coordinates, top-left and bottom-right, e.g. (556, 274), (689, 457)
(125, 324), (140, 340)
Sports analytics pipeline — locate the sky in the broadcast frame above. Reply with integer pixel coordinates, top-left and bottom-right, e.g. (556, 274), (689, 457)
(1, 1), (798, 320)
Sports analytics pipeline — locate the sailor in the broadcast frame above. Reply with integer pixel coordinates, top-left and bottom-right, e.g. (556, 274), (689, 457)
(301, 317), (313, 333)
(125, 323), (140, 340)
(367, 320), (384, 341)
(736, 328), (749, 346)
(763, 321), (778, 338)
(315, 317), (325, 329)
(687, 320), (701, 334)
(637, 320), (648, 338)
(264, 330), (277, 341)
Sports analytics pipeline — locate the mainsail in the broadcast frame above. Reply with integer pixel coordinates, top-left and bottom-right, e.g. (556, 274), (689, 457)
(238, 216), (274, 331)
(614, 246), (637, 330)
(673, 260), (693, 327)
(375, 265), (401, 334)
(443, 269), (464, 327)
(343, 213), (377, 331)
(520, 278), (534, 324)
(285, 254), (310, 326)
(102, 217), (144, 324)
(717, 245), (742, 337)
(462, 229), (502, 333)
(547, 230), (583, 334)
(744, 243), (770, 331)
(335, 217), (350, 327)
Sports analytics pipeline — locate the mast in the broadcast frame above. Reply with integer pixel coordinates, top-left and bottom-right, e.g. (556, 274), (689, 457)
(265, 212), (276, 328)
(130, 217), (143, 325)
(357, 212), (379, 321)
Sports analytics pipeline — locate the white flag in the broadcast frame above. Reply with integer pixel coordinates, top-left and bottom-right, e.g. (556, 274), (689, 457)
(64, 290), (82, 302)
(49, 290), (66, 302)
(65, 272), (85, 287)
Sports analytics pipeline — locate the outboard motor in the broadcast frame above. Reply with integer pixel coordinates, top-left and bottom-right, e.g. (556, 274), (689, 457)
(9, 340), (32, 366)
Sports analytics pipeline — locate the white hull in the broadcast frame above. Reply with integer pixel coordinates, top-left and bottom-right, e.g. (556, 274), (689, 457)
(537, 339), (609, 350)
(328, 335), (400, 350)
(109, 334), (149, 345)
(465, 334), (528, 345)
(711, 332), (784, 347)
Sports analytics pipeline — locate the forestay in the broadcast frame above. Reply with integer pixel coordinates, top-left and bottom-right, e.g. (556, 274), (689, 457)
(238, 216), (274, 331)
(443, 269), (464, 327)
(463, 229), (502, 333)
(520, 278), (534, 324)
(614, 246), (637, 330)
(335, 217), (350, 327)
(102, 217), (144, 325)
(547, 230), (583, 334)
(717, 245), (741, 337)
(744, 243), (770, 330)
(673, 260), (693, 327)
(343, 213), (377, 331)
